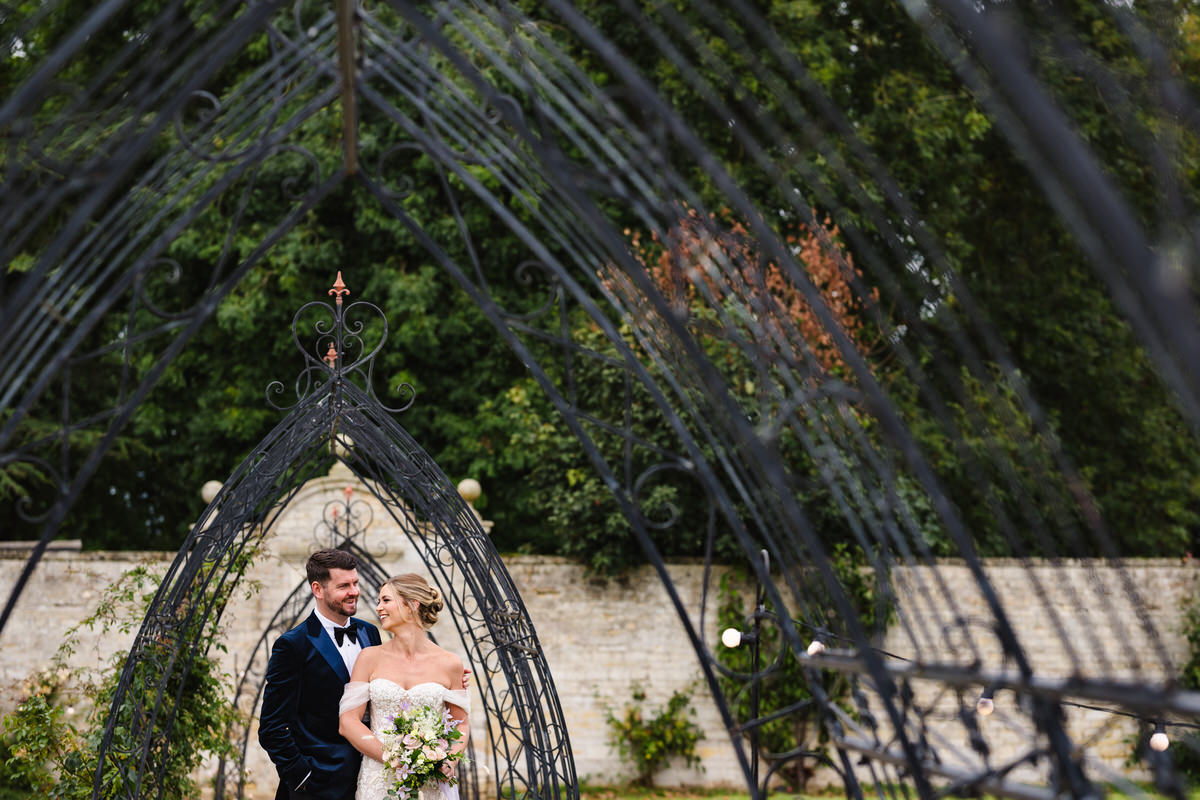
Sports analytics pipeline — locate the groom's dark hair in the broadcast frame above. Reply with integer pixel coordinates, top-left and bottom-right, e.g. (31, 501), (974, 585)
(306, 548), (359, 585)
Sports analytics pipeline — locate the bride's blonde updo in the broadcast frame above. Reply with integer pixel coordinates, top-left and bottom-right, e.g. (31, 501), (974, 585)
(385, 573), (443, 629)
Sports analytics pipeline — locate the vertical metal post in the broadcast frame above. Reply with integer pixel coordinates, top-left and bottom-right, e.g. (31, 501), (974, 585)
(750, 548), (769, 795)
(335, 0), (358, 175)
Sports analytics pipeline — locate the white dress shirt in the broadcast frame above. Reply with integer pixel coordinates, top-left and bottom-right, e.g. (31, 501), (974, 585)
(314, 606), (364, 674)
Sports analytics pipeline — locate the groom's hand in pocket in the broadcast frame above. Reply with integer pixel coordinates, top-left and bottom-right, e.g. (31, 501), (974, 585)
(291, 766), (313, 794)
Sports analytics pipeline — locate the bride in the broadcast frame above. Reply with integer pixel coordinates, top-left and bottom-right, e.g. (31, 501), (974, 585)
(339, 574), (470, 800)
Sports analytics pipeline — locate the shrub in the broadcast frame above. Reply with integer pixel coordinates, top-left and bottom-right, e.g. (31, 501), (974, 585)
(0, 564), (243, 799)
(606, 684), (704, 786)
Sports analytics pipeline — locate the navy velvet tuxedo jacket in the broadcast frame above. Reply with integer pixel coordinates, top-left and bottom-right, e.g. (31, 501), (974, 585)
(259, 612), (382, 799)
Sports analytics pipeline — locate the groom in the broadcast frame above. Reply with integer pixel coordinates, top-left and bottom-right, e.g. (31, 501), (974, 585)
(260, 548), (382, 800)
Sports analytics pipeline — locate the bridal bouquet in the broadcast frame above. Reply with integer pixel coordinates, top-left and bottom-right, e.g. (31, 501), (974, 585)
(379, 700), (465, 800)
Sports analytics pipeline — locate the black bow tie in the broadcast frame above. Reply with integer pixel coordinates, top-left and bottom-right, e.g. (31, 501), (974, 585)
(333, 624), (357, 646)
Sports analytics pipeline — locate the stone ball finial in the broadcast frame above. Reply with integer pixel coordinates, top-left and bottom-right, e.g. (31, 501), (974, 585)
(333, 435), (354, 458)
(457, 478), (482, 505)
(201, 480), (223, 504)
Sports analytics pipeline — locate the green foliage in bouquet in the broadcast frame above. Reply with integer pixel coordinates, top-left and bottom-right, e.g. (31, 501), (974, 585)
(379, 700), (466, 800)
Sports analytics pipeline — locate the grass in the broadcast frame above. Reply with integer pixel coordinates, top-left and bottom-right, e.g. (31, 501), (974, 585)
(578, 785), (814, 800)
(576, 783), (1200, 800)
(580, 788), (752, 800)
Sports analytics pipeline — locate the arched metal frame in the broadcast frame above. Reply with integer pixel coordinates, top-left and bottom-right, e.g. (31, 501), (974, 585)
(3, 1), (1200, 799)
(98, 288), (568, 800)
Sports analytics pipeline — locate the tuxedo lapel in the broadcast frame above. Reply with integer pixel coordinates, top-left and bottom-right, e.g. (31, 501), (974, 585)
(351, 617), (381, 648)
(305, 612), (350, 684)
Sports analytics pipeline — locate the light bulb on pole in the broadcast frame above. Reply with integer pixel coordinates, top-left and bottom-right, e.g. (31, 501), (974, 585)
(721, 627), (743, 648)
(976, 687), (995, 717)
(1150, 721), (1169, 752)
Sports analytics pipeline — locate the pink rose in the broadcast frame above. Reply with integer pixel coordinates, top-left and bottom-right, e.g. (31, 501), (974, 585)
(422, 746), (446, 761)
(402, 734), (421, 749)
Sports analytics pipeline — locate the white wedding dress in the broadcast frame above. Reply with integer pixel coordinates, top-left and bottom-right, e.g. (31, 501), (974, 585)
(340, 679), (471, 800)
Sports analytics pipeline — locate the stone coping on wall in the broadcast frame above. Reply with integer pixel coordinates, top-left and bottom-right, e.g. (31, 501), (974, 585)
(0, 545), (175, 561)
(497, 555), (1200, 568)
(4, 547), (1191, 567)
(931, 556), (1196, 567)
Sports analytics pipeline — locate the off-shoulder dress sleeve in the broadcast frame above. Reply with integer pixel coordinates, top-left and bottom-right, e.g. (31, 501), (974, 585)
(340, 681), (370, 715)
(442, 688), (470, 714)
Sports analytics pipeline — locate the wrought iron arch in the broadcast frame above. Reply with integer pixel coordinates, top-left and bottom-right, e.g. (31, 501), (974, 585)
(96, 287), (571, 800)
(3, 2), (1200, 800)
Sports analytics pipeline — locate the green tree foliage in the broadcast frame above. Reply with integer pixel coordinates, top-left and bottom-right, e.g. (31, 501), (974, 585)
(4, 0), (1200, 567)
(457, 204), (880, 572)
(545, 0), (1200, 558)
(812, 0), (1200, 556)
(463, 315), (745, 573)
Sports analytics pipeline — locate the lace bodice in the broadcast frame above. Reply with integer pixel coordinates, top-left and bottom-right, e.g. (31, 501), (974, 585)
(341, 679), (469, 800)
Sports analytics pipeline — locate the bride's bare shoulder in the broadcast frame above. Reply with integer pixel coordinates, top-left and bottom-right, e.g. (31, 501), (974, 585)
(431, 645), (463, 675)
(360, 645), (384, 668)
(429, 644), (460, 664)
(348, 641), (382, 681)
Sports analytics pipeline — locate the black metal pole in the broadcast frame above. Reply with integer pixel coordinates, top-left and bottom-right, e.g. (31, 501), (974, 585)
(751, 548), (769, 795)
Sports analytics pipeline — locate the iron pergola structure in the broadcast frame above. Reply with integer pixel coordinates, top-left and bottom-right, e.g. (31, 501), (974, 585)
(2, 1), (1200, 800)
(178, 287), (536, 800)
(209, 405), (486, 800)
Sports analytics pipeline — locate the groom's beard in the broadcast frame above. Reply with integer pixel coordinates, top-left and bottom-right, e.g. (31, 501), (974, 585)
(321, 594), (358, 619)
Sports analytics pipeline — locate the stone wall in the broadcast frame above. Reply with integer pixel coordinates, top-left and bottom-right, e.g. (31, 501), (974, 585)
(870, 560), (1199, 786)
(2, 464), (1197, 795)
(0, 464), (748, 796)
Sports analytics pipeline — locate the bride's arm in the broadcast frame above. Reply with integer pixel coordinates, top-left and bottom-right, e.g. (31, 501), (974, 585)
(339, 649), (385, 762)
(447, 702), (469, 754)
(445, 657), (470, 755)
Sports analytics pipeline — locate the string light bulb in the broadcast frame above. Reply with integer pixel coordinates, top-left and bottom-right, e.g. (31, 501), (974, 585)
(721, 627), (742, 648)
(1150, 721), (1170, 752)
(806, 640), (826, 656)
(976, 687), (995, 717)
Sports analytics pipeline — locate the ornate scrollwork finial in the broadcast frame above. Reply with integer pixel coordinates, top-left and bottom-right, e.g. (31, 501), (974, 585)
(329, 270), (350, 305)
(266, 273), (415, 413)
